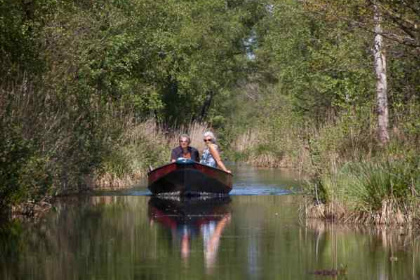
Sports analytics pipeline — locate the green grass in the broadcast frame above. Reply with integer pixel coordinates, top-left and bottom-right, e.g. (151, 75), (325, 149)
(307, 156), (420, 224)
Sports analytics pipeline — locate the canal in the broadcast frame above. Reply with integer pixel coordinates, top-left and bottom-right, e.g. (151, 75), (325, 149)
(1, 165), (419, 279)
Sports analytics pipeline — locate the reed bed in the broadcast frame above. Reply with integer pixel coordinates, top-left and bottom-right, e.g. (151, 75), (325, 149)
(228, 101), (419, 226)
(1, 75), (212, 204)
(94, 120), (210, 189)
(305, 199), (417, 225)
(231, 128), (307, 168)
(304, 157), (420, 225)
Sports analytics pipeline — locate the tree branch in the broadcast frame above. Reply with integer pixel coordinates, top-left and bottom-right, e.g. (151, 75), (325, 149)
(302, 0), (420, 48)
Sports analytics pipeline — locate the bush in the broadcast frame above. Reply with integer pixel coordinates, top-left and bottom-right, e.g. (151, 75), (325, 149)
(0, 127), (32, 207)
(0, 126), (53, 207)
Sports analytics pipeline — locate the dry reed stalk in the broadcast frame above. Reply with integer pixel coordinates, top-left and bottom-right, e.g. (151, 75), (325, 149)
(93, 120), (209, 190)
(297, 145), (311, 175)
(234, 129), (259, 152)
(186, 121), (208, 151)
(305, 203), (326, 219)
(305, 198), (416, 226)
(250, 153), (294, 168)
(94, 170), (145, 190)
(167, 121), (209, 151)
(124, 119), (164, 144)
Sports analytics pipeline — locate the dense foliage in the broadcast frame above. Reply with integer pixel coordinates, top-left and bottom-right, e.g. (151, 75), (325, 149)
(0, 0), (264, 207)
(223, 0), (419, 221)
(0, 0), (419, 221)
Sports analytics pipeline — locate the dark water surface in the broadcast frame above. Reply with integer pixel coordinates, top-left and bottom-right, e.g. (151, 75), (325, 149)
(1, 165), (419, 279)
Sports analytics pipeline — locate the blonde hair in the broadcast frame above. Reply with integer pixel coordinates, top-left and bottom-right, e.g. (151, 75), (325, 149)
(203, 131), (216, 143)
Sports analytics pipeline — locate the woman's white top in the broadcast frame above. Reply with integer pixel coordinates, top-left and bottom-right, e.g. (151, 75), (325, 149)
(200, 144), (219, 168)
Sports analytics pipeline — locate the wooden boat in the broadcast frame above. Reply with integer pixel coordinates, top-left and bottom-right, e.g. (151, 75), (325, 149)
(147, 159), (233, 196)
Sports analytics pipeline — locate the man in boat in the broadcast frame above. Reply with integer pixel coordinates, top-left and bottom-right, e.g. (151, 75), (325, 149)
(171, 134), (200, 162)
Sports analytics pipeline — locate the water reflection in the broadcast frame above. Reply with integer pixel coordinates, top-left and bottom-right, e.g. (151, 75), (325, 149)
(306, 218), (420, 268)
(148, 197), (231, 272)
(1, 194), (420, 279)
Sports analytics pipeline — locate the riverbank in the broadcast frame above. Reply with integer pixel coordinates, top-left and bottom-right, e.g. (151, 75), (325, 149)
(1, 119), (211, 218)
(305, 198), (420, 226)
(240, 145), (418, 227)
(224, 96), (419, 226)
(303, 153), (420, 226)
(93, 121), (210, 189)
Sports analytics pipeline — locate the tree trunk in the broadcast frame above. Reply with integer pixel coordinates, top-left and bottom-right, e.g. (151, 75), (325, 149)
(198, 90), (214, 121)
(373, 1), (390, 145)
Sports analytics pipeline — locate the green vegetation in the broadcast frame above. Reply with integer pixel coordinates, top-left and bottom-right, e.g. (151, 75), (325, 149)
(1, 0), (419, 223)
(0, 0), (263, 208)
(223, 0), (420, 223)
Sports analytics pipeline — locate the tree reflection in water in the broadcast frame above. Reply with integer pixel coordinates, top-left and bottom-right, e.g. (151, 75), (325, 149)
(304, 218), (420, 278)
(148, 196), (231, 273)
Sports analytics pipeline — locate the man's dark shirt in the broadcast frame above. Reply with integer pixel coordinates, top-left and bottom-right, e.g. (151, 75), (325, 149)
(171, 146), (200, 162)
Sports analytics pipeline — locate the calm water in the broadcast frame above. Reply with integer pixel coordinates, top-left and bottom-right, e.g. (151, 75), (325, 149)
(1, 165), (419, 280)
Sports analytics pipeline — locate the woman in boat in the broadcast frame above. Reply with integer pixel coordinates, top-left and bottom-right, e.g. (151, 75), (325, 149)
(200, 131), (231, 173)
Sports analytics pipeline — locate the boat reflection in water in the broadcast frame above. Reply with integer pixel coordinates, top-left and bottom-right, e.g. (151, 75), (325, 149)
(148, 196), (231, 271)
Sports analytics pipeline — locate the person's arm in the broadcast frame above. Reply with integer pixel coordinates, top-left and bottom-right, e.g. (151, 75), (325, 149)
(208, 144), (231, 173)
(170, 148), (178, 162)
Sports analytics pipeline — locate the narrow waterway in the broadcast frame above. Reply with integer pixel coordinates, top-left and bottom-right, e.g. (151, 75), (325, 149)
(1, 165), (419, 279)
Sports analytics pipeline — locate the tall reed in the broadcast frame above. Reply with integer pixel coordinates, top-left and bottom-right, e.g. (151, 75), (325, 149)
(305, 148), (420, 224)
(94, 120), (210, 189)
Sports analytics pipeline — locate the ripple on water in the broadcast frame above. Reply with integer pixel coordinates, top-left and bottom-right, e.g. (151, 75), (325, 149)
(230, 184), (292, 196)
(100, 179), (296, 196)
(117, 182), (293, 196)
(119, 186), (291, 196)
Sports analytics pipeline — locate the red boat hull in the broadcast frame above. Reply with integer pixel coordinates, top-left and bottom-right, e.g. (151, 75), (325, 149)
(147, 161), (233, 196)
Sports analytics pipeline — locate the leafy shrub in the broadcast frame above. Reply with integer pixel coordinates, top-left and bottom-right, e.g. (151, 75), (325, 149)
(0, 126), (53, 207)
